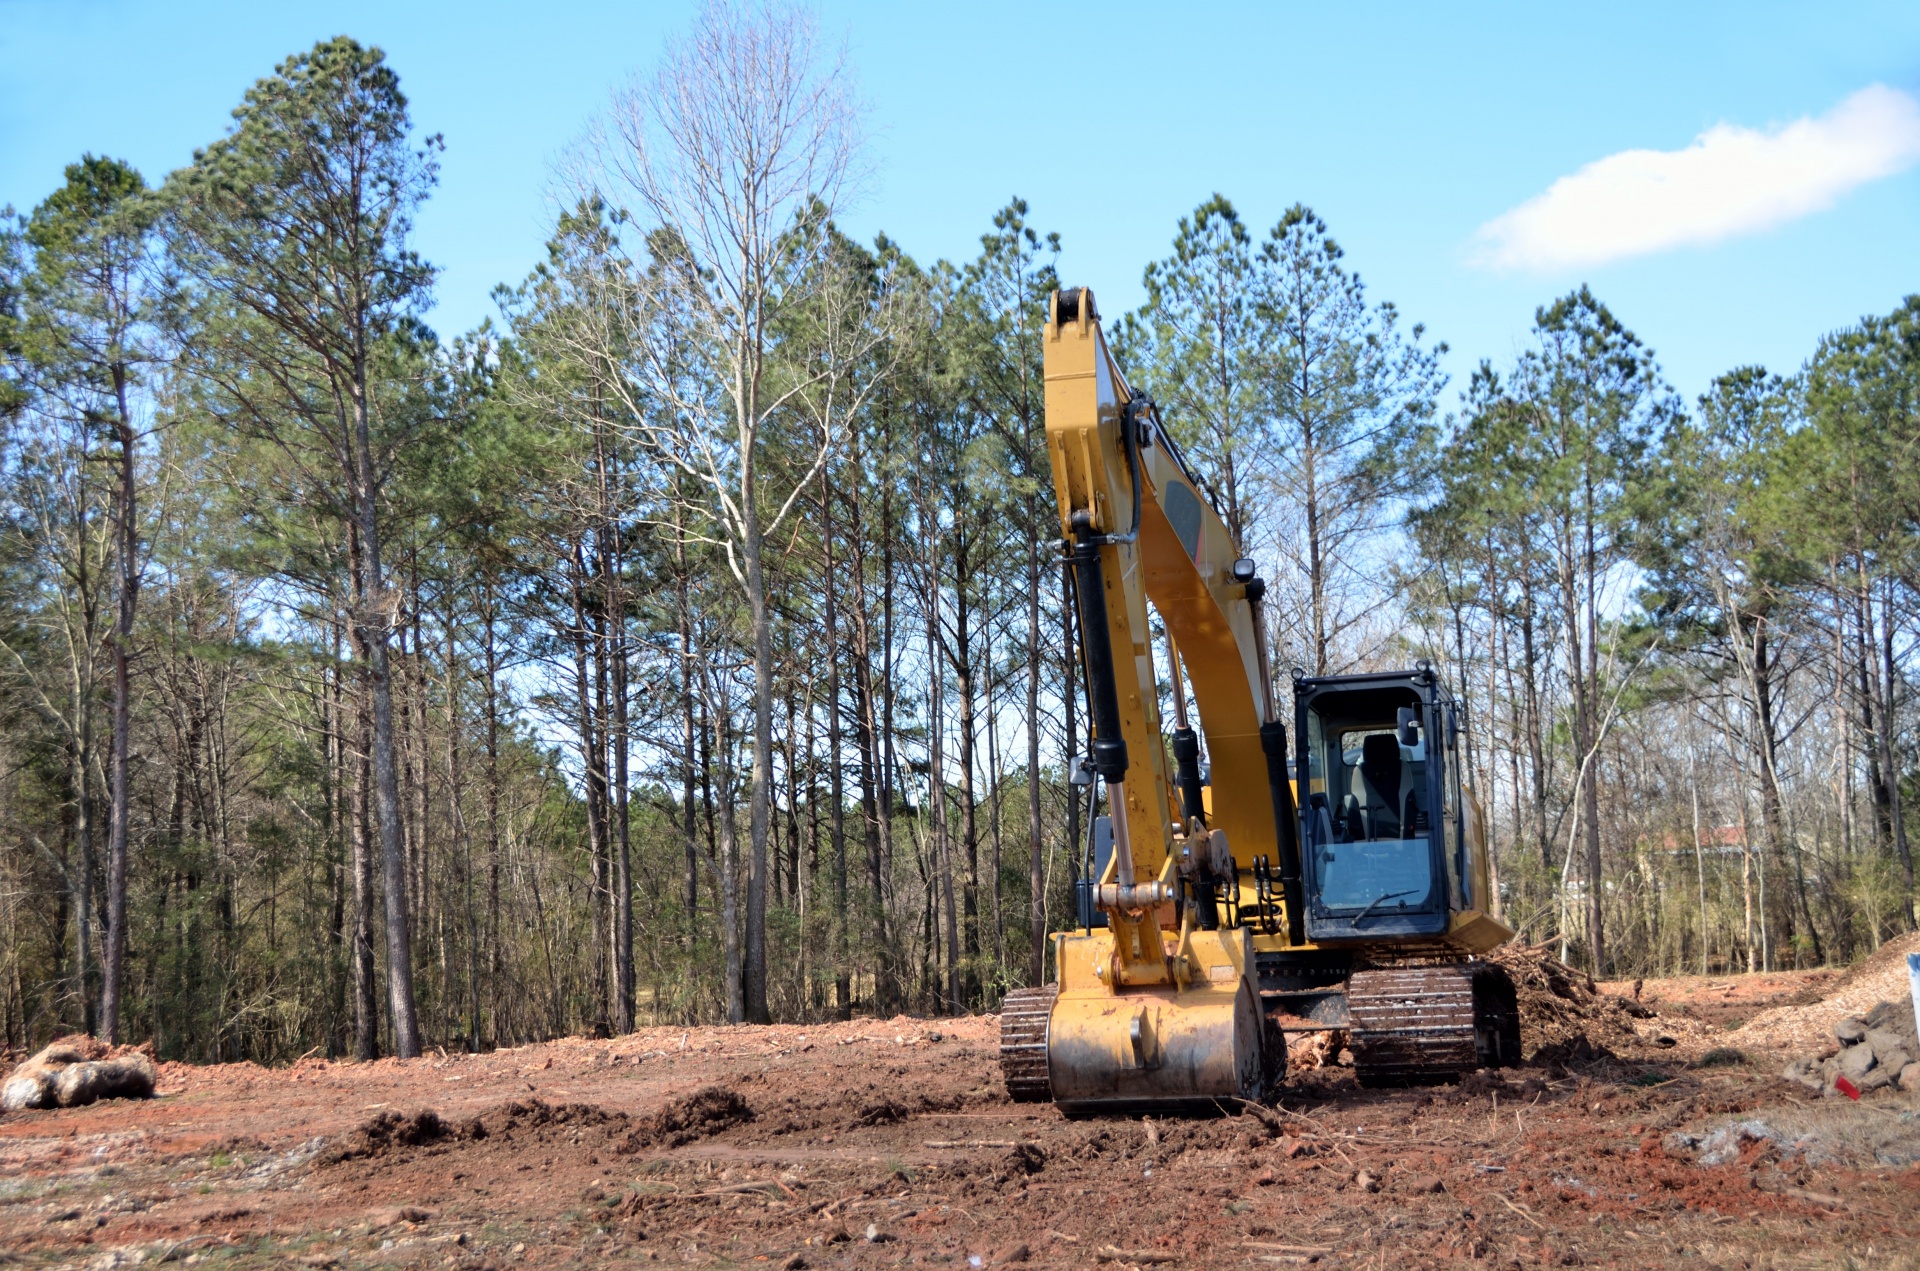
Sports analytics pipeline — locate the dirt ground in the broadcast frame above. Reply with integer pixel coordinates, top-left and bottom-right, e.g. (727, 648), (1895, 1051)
(3, 966), (1918, 1270)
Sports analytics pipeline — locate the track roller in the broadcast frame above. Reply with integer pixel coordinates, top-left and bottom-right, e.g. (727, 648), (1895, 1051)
(1348, 961), (1519, 1087)
(999, 984), (1058, 1102)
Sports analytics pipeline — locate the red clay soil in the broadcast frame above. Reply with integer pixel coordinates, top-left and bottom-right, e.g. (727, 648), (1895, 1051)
(1, 1006), (1916, 1269)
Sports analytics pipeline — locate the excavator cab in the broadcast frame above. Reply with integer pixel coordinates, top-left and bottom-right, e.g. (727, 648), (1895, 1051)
(1295, 668), (1471, 943)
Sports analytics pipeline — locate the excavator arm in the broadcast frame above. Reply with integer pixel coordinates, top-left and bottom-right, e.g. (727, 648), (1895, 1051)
(1004, 288), (1301, 1109)
(1044, 288), (1304, 947)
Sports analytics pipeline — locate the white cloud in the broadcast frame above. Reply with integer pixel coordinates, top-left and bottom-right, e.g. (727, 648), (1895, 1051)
(1471, 84), (1920, 271)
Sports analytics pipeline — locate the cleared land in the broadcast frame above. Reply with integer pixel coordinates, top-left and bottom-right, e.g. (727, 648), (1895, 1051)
(3, 946), (1919, 1269)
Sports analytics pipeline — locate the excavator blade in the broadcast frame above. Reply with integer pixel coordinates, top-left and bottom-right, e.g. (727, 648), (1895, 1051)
(1001, 928), (1271, 1113)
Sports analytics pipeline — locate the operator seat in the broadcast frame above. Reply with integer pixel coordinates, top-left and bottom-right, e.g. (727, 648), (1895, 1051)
(1355, 732), (1404, 840)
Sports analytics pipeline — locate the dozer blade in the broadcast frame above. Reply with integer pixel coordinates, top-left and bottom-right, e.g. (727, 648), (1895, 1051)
(1000, 928), (1268, 1113)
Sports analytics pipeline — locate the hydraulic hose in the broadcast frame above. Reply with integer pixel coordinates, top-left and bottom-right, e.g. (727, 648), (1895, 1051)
(1259, 719), (1307, 946)
(1069, 514), (1127, 784)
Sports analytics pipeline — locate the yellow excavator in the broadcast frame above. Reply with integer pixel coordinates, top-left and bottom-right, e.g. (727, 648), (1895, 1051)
(1000, 289), (1517, 1112)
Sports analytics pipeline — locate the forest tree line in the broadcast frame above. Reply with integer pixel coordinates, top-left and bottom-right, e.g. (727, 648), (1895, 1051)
(1, 10), (1915, 1061)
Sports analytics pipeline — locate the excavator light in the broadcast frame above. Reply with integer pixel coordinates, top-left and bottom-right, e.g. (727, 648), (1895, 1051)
(1231, 556), (1257, 582)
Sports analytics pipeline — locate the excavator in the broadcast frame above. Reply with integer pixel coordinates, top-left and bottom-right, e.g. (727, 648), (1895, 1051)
(1000, 288), (1518, 1113)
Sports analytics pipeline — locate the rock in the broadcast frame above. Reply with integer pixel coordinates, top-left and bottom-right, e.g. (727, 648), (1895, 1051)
(994, 1243), (1031, 1264)
(369, 1206), (434, 1227)
(1838, 1042), (1876, 1079)
(1834, 1017), (1868, 1044)
(1354, 1170), (1380, 1193)
(1862, 999), (1918, 1039)
(1865, 1029), (1906, 1059)
(1880, 1048), (1913, 1077)
(1858, 1063), (1898, 1093)
(1782, 1058), (1823, 1091)
(1900, 1062), (1920, 1093)
(864, 1223), (894, 1244)
(1402, 1173), (1446, 1194)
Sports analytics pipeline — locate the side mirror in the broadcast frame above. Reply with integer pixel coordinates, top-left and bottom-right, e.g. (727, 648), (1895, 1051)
(1396, 706), (1420, 749)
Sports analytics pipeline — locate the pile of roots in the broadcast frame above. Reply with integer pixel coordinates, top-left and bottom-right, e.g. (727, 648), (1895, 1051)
(1, 1035), (157, 1111)
(1486, 943), (1663, 1061)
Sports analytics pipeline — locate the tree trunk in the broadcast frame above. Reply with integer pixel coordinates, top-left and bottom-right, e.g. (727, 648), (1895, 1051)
(953, 544), (980, 1009)
(352, 381), (422, 1058)
(482, 579), (505, 1045)
(568, 548), (611, 1035)
(351, 662), (379, 1060)
(743, 492), (773, 1024)
(822, 474), (851, 1017)
(677, 523), (700, 940)
(715, 688), (746, 1024)
(100, 367), (138, 1043)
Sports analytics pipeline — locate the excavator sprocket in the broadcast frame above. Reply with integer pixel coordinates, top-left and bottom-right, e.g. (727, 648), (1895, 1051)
(1347, 962), (1520, 1087)
(999, 984), (1059, 1103)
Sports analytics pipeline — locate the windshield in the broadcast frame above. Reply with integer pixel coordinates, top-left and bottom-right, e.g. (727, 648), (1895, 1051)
(1303, 708), (1436, 916)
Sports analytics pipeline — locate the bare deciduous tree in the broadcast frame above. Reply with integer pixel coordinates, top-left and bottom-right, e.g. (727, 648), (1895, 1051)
(575, 0), (866, 1022)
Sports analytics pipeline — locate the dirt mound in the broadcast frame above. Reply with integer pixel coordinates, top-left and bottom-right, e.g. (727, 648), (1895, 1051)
(321, 1108), (475, 1163)
(1487, 944), (1659, 1060)
(321, 1098), (633, 1165)
(1733, 931), (1920, 1055)
(1824, 930), (1920, 995)
(480, 1098), (624, 1135)
(618, 1085), (753, 1151)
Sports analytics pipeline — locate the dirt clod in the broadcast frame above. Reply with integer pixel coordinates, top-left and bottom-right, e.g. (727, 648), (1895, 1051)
(1003, 1142), (1046, 1175)
(620, 1085), (753, 1150)
(854, 1097), (907, 1126)
(322, 1109), (468, 1163)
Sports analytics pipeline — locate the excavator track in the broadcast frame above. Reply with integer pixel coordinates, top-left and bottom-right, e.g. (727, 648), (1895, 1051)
(999, 984), (1058, 1102)
(1347, 962), (1519, 1087)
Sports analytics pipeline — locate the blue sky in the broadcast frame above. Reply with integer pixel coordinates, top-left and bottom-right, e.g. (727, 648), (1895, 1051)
(4, 1), (1917, 404)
